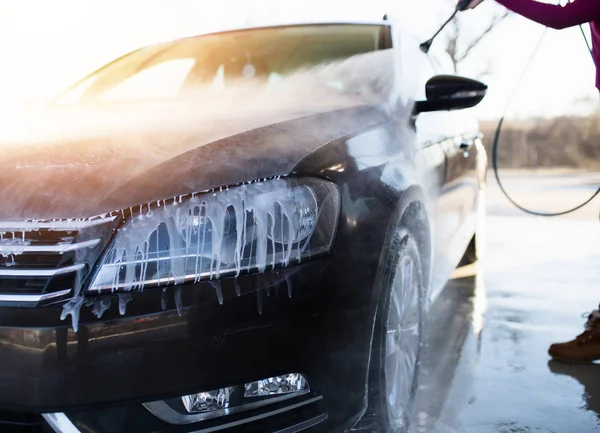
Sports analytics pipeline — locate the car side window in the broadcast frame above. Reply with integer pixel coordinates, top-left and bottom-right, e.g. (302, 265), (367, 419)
(395, 31), (437, 103)
(419, 55), (437, 99)
(414, 51), (453, 145)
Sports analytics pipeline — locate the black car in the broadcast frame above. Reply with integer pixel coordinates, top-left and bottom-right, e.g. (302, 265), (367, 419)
(0, 22), (487, 433)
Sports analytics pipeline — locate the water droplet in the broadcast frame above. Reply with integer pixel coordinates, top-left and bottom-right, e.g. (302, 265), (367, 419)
(161, 288), (167, 310)
(174, 287), (183, 316)
(118, 293), (132, 315)
(257, 291), (263, 315)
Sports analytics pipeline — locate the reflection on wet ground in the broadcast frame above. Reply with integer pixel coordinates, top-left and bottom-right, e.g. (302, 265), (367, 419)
(410, 214), (600, 433)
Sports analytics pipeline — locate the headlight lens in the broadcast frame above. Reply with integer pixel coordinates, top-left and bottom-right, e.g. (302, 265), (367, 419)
(87, 178), (339, 293)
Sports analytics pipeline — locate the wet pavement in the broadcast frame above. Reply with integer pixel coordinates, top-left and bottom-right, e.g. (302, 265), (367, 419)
(410, 172), (600, 433)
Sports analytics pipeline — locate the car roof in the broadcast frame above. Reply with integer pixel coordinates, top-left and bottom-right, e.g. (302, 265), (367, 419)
(165, 21), (392, 45)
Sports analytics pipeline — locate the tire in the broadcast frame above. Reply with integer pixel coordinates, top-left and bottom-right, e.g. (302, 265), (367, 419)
(354, 228), (424, 433)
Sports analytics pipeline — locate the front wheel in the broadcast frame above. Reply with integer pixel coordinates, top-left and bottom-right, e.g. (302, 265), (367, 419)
(356, 228), (424, 433)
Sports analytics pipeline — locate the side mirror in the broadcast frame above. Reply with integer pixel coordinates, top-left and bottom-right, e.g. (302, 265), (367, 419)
(414, 75), (487, 114)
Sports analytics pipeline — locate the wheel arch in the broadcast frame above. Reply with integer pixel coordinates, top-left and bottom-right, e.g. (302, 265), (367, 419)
(388, 186), (432, 291)
(353, 185), (432, 432)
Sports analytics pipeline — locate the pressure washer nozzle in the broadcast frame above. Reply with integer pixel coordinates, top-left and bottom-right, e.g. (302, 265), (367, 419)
(419, 0), (471, 54)
(420, 40), (433, 53)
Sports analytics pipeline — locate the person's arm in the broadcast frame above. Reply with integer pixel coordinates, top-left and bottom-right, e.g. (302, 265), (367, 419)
(495, 0), (600, 30)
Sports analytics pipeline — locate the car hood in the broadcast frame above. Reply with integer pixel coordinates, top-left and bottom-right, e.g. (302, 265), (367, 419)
(0, 94), (391, 220)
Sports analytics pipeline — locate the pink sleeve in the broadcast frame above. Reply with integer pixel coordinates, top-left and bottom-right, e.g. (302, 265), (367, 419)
(496, 0), (600, 29)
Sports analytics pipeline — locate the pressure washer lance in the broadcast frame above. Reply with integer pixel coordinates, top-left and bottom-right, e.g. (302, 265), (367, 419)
(420, 0), (472, 53)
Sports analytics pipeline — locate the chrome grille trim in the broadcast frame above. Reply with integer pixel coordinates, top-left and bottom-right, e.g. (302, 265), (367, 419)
(0, 263), (85, 277)
(0, 216), (117, 231)
(42, 413), (81, 433)
(0, 289), (72, 303)
(145, 395), (324, 431)
(0, 217), (116, 306)
(0, 239), (101, 254)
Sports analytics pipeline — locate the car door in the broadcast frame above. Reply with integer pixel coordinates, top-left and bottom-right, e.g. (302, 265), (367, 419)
(393, 27), (482, 301)
(407, 49), (480, 301)
(439, 125), (480, 256)
(393, 30), (451, 302)
(421, 60), (481, 300)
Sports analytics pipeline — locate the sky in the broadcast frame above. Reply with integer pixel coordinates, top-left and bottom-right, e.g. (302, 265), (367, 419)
(0, 0), (596, 121)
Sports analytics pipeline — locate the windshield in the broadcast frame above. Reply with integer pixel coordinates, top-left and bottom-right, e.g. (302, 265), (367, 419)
(55, 24), (391, 105)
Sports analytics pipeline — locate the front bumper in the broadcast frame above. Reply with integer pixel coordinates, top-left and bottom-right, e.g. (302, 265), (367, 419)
(0, 243), (385, 433)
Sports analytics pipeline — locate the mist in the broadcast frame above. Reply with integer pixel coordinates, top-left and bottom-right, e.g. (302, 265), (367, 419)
(0, 49), (398, 220)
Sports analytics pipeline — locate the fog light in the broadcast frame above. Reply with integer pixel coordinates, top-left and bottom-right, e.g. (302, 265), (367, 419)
(144, 373), (312, 425)
(182, 387), (233, 414)
(244, 373), (308, 398)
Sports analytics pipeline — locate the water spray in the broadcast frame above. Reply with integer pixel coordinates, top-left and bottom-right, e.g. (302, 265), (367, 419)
(420, 0), (472, 53)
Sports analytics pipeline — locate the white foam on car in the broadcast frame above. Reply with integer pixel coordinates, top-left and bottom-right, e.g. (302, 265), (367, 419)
(59, 178), (311, 331)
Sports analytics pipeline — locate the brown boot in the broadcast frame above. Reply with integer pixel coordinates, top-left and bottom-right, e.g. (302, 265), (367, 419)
(548, 311), (600, 363)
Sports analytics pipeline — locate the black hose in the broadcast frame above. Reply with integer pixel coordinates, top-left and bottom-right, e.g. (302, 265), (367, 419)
(492, 28), (600, 216)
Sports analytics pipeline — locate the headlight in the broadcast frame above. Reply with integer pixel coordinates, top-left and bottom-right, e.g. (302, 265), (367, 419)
(87, 177), (339, 293)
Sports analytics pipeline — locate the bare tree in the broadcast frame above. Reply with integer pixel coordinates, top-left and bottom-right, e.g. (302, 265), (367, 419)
(446, 8), (509, 75)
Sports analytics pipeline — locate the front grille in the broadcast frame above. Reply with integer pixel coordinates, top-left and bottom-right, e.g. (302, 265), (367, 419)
(0, 218), (118, 306)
